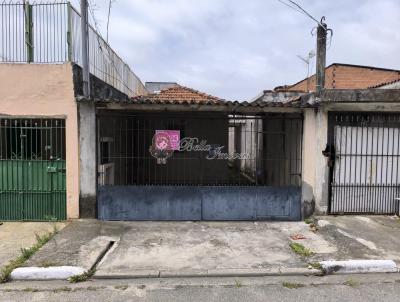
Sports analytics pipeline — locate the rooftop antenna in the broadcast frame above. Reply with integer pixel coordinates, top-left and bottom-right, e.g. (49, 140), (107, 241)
(297, 50), (315, 92)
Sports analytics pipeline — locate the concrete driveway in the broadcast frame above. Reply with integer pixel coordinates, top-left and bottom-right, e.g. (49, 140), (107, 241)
(94, 221), (333, 277)
(24, 220), (333, 278)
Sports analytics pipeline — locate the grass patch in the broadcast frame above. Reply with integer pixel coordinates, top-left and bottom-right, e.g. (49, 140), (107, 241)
(282, 282), (305, 289)
(53, 287), (72, 293)
(308, 262), (322, 270)
(304, 217), (314, 224)
(289, 242), (314, 257)
(68, 268), (96, 283)
(22, 287), (39, 292)
(343, 278), (359, 287)
(0, 226), (58, 283)
(114, 285), (129, 291)
(234, 280), (242, 288)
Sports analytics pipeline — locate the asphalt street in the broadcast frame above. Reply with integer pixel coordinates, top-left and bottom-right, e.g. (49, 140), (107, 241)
(1, 273), (399, 302)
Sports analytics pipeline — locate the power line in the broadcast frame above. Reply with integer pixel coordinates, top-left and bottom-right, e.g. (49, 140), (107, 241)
(277, 0), (327, 29)
(277, 0), (307, 16)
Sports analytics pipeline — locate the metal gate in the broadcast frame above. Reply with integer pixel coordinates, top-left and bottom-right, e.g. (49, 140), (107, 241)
(328, 112), (400, 214)
(97, 112), (303, 221)
(0, 118), (66, 221)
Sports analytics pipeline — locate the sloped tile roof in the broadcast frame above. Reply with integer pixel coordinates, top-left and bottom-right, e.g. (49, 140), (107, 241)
(279, 63), (400, 92)
(369, 78), (400, 88)
(132, 85), (225, 105)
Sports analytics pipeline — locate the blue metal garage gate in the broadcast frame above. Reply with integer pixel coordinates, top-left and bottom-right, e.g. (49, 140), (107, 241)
(97, 111), (303, 221)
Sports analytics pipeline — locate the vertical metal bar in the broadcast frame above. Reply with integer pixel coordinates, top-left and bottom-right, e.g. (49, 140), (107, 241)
(67, 2), (72, 61)
(24, 2), (33, 62)
(336, 115), (342, 213)
(390, 117), (395, 213)
(385, 119), (390, 213)
(396, 117), (400, 214)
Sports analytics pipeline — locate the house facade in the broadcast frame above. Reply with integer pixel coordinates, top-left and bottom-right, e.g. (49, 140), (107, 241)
(1, 2), (400, 221)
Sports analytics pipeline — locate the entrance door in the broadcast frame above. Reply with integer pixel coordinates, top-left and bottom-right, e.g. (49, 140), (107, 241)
(0, 118), (66, 220)
(328, 112), (400, 214)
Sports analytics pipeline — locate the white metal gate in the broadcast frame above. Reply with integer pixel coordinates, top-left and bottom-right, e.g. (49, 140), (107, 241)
(329, 112), (400, 214)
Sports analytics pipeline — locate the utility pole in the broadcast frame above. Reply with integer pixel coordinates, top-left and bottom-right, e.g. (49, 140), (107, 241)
(315, 17), (327, 96)
(80, 0), (90, 97)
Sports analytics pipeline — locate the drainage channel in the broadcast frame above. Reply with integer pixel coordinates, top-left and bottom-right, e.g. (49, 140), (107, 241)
(90, 240), (116, 272)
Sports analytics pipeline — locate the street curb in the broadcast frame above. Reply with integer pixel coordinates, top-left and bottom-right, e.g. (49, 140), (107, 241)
(320, 260), (398, 274)
(10, 266), (85, 281)
(93, 267), (322, 279)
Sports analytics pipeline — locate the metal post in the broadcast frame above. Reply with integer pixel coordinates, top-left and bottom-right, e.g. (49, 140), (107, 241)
(316, 18), (327, 96)
(80, 0), (90, 97)
(24, 1), (34, 62)
(67, 2), (72, 62)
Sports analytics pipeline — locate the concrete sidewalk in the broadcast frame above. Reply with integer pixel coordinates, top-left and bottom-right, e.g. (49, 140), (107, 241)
(15, 216), (400, 280)
(314, 215), (400, 265)
(0, 222), (67, 270)
(23, 220), (334, 278)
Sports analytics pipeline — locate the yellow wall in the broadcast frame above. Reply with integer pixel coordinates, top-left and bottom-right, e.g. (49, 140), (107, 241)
(0, 63), (79, 218)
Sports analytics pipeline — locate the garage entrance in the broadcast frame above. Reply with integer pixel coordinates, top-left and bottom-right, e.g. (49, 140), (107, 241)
(328, 112), (400, 214)
(97, 111), (303, 221)
(0, 118), (66, 220)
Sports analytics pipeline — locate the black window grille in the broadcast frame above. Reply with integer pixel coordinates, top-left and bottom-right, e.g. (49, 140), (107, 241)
(97, 112), (303, 187)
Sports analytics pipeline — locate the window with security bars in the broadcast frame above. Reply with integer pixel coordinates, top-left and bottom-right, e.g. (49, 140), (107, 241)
(0, 119), (66, 161)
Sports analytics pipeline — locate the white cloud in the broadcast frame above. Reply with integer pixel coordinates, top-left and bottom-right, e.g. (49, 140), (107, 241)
(71, 0), (400, 100)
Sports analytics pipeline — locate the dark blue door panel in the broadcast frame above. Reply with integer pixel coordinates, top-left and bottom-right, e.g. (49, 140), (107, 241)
(98, 186), (301, 221)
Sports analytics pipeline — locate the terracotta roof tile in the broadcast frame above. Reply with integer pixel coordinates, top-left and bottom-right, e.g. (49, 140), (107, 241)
(369, 78), (400, 88)
(132, 85), (225, 104)
(278, 63), (400, 92)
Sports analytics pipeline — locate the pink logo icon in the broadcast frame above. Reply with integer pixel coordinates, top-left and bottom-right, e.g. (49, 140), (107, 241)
(149, 130), (180, 164)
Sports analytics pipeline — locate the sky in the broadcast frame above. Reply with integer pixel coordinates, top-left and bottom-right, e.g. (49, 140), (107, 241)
(71, 0), (400, 101)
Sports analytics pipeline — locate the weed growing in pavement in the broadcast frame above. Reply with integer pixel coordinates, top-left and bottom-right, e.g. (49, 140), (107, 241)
(234, 280), (243, 288)
(0, 227), (59, 283)
(289, 242), (314, 257)
(68, 268), (96, 283)
(22, 287), (39, 292)
(343, 278), (359, 287)
(308, 262), (323, 270)
(304, 217), (314, 224)
(53, 287), (72, 293)
(282, 282), (305, 289)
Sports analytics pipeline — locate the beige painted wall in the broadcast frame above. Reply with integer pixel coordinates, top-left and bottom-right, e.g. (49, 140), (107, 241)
(302, 109), (317, 212)
(0, 63), (79, 219)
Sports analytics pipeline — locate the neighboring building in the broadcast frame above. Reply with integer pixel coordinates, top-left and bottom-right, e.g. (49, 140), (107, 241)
(252, 64), (400, 217)
(0, 2), (146, 221)
(145, 82), (179, 93)
(278, 63), (400, 92)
